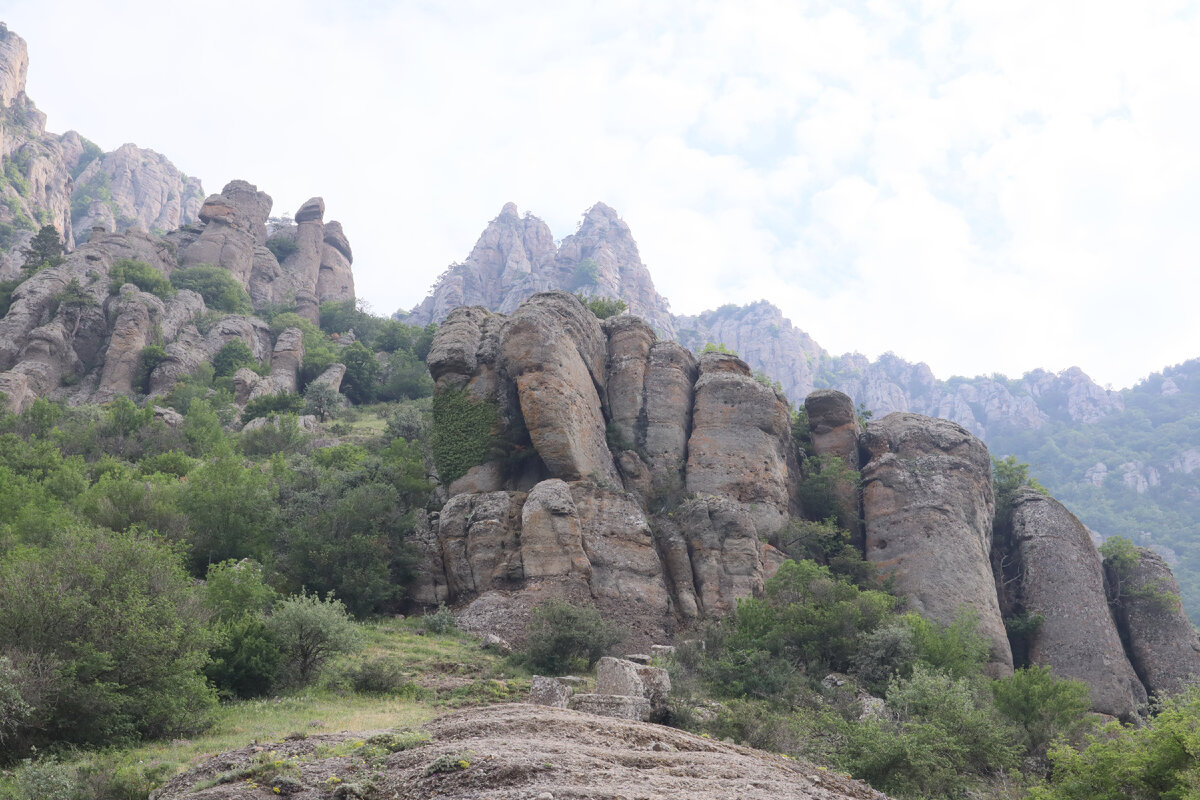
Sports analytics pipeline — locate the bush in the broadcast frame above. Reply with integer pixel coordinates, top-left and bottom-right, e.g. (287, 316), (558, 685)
(991, 666), (1092, 766)
(579, 295), (627, 319)
(240, 413), (307, 456)
(206, 613), (282, 699)
(6, 757), (77, 800)
(212, 339), (257, 378)
(135, 345), (169, 394)
(0, 526), (216, 750)
(170, 264), (252, 315)
(267, 591), (361, 687)
(265, 236), (299, 263)
(202, 559), (279, 622)
(348, 657), (409, 695)
(241, 392), (305, 425)
(423, 603), (456, 634)
(523, 599), (623, 675)
(303, 381), (341, 421)
(139, 449), (195, 477)
(108, 258), (173, 299)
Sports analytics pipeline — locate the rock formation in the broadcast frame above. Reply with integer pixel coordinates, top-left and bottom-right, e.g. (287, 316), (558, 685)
(1110, 547), (1200, 698)
(407, 202), (674, 337)
(804, 389), (863, 541)
(71, 143), (204, 239)
(153, 704), (890, 800)
(420, 292), (799, 645)
(1001, 489), (1146, 718)
(860, 412), (1013, 676)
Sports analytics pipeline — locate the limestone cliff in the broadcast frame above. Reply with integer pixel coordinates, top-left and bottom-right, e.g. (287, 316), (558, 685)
(71, 143), (204, 239)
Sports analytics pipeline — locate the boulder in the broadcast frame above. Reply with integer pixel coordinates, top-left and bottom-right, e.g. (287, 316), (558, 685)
(568, 693), (652, 721)
(1112, 547), (1200, 698)
(686, 352), (794, 535)
(519, 479), (592, 581)
(436, 491), (525, 599)
(595, 656), (671, 719)
(861, 412), (1013, 675)
(249, 326), (304, 398)
(1007, 488), (1146, 717)
(96, 285), (164, 399)
(528, 675), (573, 708)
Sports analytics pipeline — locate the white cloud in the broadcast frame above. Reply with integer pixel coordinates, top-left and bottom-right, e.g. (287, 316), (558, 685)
(5, 0), (1200, 387)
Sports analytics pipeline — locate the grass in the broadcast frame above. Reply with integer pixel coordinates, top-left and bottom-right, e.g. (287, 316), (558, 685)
(2, 617), (529, 798)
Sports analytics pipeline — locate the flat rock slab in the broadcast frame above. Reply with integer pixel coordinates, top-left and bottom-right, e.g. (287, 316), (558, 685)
(153, 704), (890, 799)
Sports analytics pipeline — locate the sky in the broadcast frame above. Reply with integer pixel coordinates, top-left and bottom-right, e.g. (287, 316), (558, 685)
(5, 0), (1199, 389)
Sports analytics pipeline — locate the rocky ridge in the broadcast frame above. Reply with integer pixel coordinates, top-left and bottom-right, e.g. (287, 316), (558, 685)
(0, 179), (356, 413)
(0, 23), (202, 279)
(421, 293), (1200, 716)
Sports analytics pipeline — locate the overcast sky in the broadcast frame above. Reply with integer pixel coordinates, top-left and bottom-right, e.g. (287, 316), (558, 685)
(6, 1), (1199, 389)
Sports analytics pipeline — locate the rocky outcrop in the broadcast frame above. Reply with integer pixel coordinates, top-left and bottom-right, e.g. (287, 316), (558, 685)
(1003, 489), (1146, 718)
(317, 220), (355, 303)
(179, 180), (272, 287)
(71, 143), (204, 238)
(407, 202), (674, 337)
(501, 293), (618, 485)
(861, 413), (1013, 676)
(153, 704), (890, 800)
(1111, 548), (1200, 698)
(686, 351), (795, 536)
(804, 389), (863, 539)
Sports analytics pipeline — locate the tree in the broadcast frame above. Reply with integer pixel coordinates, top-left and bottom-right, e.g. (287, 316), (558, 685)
(340, 341), (379, 404)
(523, 598), (624, 674)
(52, 279), (97, 336)
(20, 225), (64, 273)
(0, 526), (216, 750)
(212, 339), (257, 378)
(303, 381), (341, 421)
(267, 591), (360, 687)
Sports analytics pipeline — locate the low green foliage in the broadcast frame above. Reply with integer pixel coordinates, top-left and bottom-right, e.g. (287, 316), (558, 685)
(700, 342), (734, 355)
(570, 258), (600, 288)
(265, 235), (299, 263)
(430, 389), (499, 484)
(211, 339), (257, 378)
(136, 345), (169, 394)
(1030, 685), (1200, 800)
(423, 750), (474, 777)
(241, 392), (305, 425)
(522, 599), (624, 675)
(991, 665), (1093, 767)
(108, 258), (173, 299)
(169, 265), (251, 314)
(578, 294), (627, 319)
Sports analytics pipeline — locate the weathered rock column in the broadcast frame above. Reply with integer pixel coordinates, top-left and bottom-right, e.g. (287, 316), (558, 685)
(803, 389), (863, 543)
(861, 412), (1013, 676)
(1111, 547), (1200, 699)
(1007, 488), (1146, 718)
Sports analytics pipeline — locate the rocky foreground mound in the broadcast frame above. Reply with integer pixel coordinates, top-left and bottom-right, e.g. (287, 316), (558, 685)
(153, 704), (887, 800)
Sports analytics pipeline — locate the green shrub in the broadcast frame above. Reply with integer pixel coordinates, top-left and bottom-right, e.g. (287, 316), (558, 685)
(267, 591), (361, 687)
(241, 413), (308, 456)
(523, 599), (623, 675)
(340, 341), (379, 404)
(108, 258), (173, 299)
(206, 613), (282, 699)
(430, 389), (499, 484)
(0, 526), (216, 750)
(241, 392), (305, 425)
(902, 611), (991, 678)
(139, 449), (195, 477)
(991, 666), (1092, 766)
(578, 294), (627, 319)
(135, 344), (169, 394)
(212, 339), (257, 377)
(170, 264), (251, 314)
(265, 236), (299, 263)
(570, 258), (600, 288)
(6, 757), (77, 800)
(303, 381), (341, 421)
(348, 658), (409, 695)
(202, 559), (279, 621)
(423, 603), (456, 634)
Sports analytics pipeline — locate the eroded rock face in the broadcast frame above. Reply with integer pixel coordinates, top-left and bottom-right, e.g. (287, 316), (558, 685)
(674, 496), (768, 616)
(861, 412), (1013, 675)
(179, 180), (272, 287)
(1112, 548), (1200, 699)
(501, 293), (617, 484)
(71, 143), (204, 239)
(1005, 489), (1146, 718)
(686, 352), (795, 535)
(804, 389), (863, 540)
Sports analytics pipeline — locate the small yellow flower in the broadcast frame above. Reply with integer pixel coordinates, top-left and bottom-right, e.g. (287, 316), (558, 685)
(273, 789), (281, 795)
